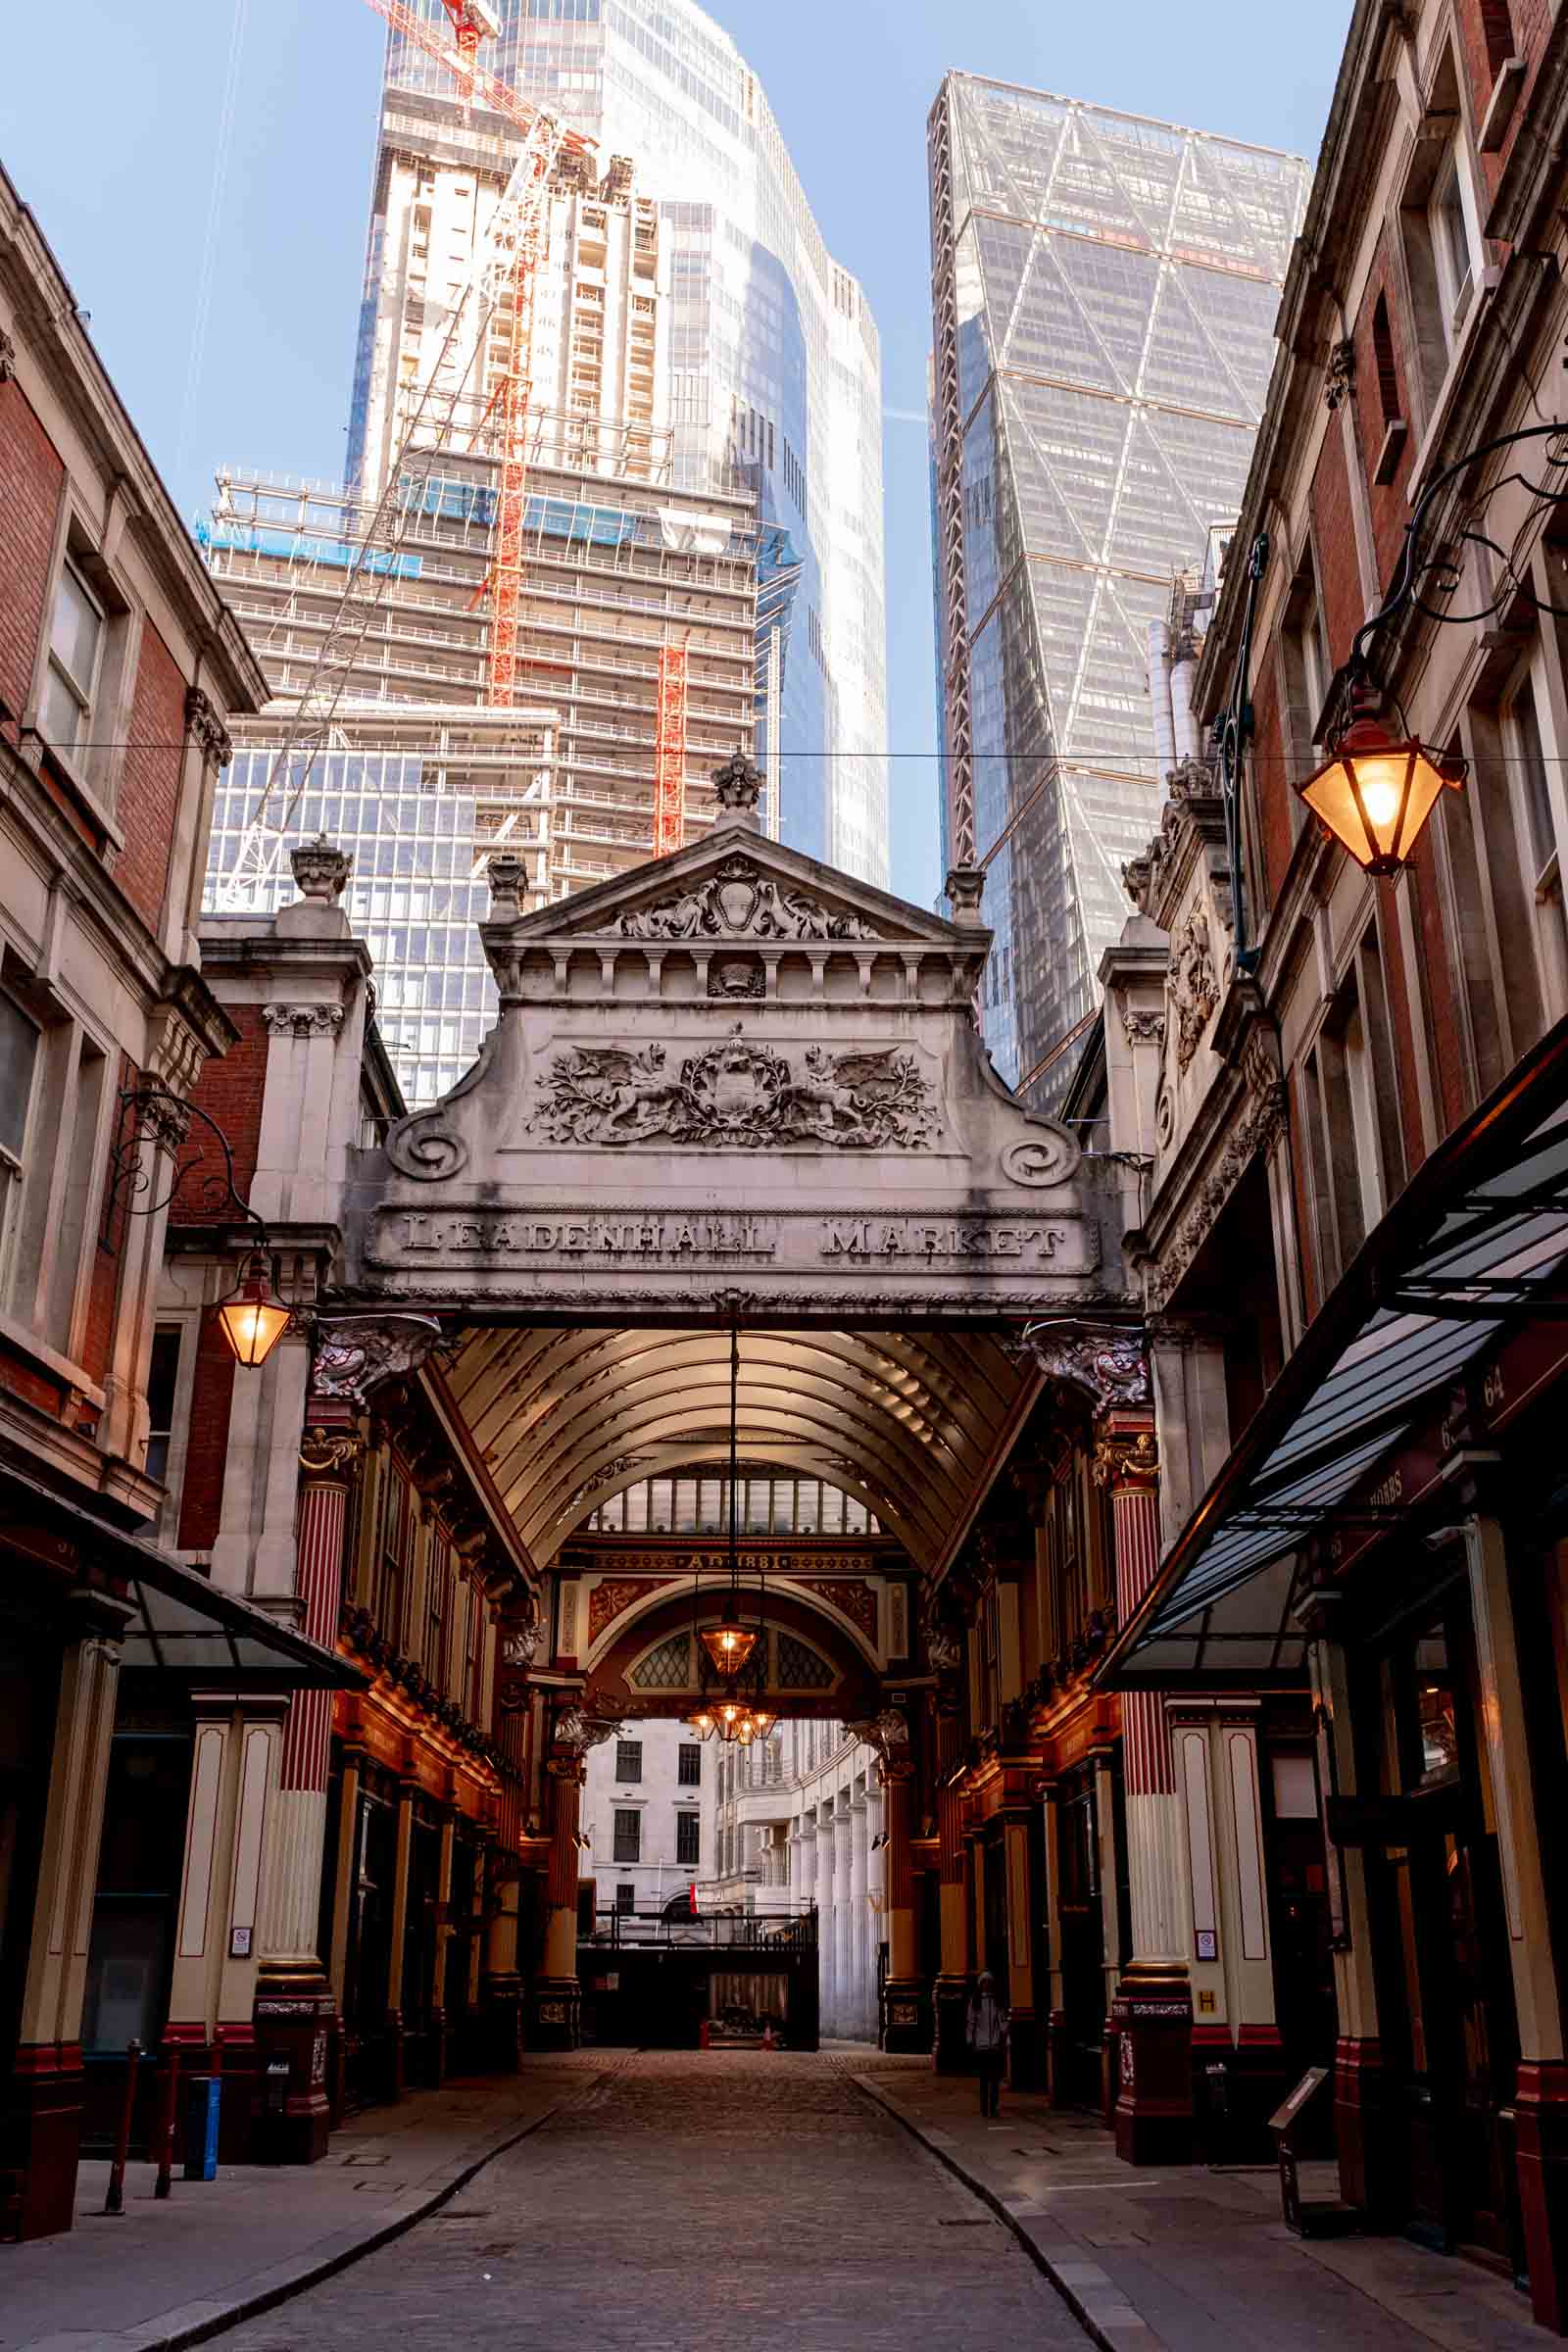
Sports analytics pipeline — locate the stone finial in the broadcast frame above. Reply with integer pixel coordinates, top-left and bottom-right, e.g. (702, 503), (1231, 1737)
(487, 852), (525, 918)
(712, 745), (763, 828)
(290, 836), (352, 905)
(945, 863), (986, 923)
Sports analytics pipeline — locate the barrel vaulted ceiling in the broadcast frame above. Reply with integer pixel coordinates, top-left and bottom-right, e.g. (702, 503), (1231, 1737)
(444, 1327), (1037, 1572)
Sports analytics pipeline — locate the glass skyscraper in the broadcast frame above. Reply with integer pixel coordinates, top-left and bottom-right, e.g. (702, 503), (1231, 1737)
(363, 0), (889, 885)
(928, 76), (1307, 1094)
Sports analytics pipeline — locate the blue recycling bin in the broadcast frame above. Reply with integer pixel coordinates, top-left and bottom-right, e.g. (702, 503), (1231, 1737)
(182, 2074), (221, 2180)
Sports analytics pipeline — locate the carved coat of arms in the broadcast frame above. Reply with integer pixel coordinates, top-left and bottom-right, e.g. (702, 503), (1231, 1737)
(615, 856), (874, 943)
(531, 1031), (937, 1151)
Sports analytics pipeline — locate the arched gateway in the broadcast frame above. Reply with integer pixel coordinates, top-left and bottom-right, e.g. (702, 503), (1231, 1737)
(304, 775), (1141, 2051)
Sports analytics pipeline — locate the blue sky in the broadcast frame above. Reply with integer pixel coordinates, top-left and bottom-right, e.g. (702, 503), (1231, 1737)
(0, 1), (1348, 906)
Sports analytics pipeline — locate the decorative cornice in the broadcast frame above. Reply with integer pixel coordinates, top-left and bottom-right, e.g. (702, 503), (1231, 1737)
(1092, 1426), (1158, 1492)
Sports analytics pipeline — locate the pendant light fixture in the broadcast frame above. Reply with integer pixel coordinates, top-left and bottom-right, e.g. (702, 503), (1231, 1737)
(697, 1323), (758, 1681)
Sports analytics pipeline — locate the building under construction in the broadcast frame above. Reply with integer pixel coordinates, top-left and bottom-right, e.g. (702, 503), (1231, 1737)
(203, 83), (764, 1105)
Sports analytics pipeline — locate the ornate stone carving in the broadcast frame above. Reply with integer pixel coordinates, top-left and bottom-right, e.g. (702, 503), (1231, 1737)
(1143, 1073), (1289, 1313)
(0, 328), (17, 383)
(313, 1313), (446, 1405)
(554, 1695), (623, 1752)
(712, 745), (763, 820)
(1013, 1320), (1152, 1411)
(1123, 757), (1226, 925)
(1000, 1130), (1080, 1187)
(263, 1003), (346, 1038)
(565, 1453), (646, 1516)
(1119, 1005), (1166, 1049)
(708, 956), (763, 1000)
(944, 864), (986, 921)
(615, 855), (874, 944)
(487, 852), (526, 917)
(529, 1032), (937, 1152)
(922, 1604), (962, 1675)
(183, 685), (232, 769)
(1324, 337), (1356, 412)
(289, 837), (352, 904)
(1170, 906), (1219, 1073)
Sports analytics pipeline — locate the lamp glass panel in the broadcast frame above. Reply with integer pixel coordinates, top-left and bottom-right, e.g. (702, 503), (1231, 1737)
(215, 1282), (290, 1368)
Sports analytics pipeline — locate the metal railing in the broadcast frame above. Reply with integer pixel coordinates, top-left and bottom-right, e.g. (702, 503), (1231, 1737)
(582, 1903), (816, 1952)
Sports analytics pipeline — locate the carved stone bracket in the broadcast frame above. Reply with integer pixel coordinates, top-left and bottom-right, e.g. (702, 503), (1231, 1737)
(183, 685), (232, 770)
(313, 1313), (446, 1405)
(1170, 906), (1219, 1075)
(1324, 338), (1356, 412)
(263, 1003), (346, 1038)
(553, 1694), (624, 1754)
(0, 328), (16, 383)
(1143, 1047), (1289, 1314)
(1011, 1319), (1152, 1412)
(846, 1708), (911, 1766)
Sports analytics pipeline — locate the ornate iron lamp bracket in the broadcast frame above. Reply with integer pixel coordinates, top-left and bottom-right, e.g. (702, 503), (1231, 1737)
(105, 1083), (270, 1245)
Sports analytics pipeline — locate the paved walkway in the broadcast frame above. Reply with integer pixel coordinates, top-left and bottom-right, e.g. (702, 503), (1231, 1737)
(216, 2049), (1092, 2352)
(851, 2057), (1555, 2352)
(2, 2058), (605, 2352)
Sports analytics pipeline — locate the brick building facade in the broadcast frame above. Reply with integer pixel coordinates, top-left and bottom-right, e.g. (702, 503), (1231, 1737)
(1099, 0), (1568, 2327)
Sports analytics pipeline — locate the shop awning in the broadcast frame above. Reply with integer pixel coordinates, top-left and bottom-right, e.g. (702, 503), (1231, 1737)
(1102, 1017), (1568, 1690)
(3, 1464), (364, 1690)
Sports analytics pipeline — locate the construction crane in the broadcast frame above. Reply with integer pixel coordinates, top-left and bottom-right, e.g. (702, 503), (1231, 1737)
(215, 0), (591, 910)
(652, 643), (689, 858)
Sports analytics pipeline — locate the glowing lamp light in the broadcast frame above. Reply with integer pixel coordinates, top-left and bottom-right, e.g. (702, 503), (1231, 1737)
(1297, 711), (1464, 877)
(698, 1611), (758, 1680)
(689, 1708), (717, 1742)
(214, 1256), (290, 1368)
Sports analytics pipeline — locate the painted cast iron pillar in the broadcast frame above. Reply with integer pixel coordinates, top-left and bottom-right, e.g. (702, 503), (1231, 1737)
(253, 1413), (363, 2162)
(1099, 1413), (1193, 2165)
(879, 1756), (927, 2050)
(533, 1741), (584, 2049)
(933, 1716), (970, 2071)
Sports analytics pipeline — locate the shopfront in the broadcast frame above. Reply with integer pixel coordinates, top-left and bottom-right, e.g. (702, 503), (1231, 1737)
(1105, 1028), (1568, 2325)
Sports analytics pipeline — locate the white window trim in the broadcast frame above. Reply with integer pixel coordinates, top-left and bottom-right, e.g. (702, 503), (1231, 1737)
(1503, 651), (1568, 1025)
(40, 553), (107, 757)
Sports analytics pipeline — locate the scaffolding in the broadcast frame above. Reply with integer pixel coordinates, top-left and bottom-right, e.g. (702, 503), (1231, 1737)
(653, 644), (688, 858)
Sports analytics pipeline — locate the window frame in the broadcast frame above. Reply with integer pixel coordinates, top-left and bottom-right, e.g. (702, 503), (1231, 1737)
(614, 1736), (644, 1784)
(677, 1742), (702, 1787)
(0, 983), (42, 1307)
(612, 1806), (641, 1865)
(675, 1809), (701, 1867)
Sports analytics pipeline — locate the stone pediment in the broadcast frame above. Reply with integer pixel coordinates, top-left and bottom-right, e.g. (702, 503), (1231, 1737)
(343, 820), (1129, 1322)
(485, 818), (980, 964)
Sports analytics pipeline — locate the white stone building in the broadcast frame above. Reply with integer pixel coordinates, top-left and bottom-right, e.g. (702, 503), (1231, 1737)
(705, 1722), (883, 2043)
(581, 1716), (706, 1919)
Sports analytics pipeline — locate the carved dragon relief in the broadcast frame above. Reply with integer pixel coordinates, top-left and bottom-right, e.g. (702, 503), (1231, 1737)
(527, 1028), (939, 1152)
(614, 856), (876, 944)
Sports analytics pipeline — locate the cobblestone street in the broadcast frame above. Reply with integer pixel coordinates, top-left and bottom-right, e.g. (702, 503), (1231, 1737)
(218, 2052), (1091, 2352)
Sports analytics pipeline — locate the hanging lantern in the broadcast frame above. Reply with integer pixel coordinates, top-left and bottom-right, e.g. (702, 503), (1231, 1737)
(213, 1252), (290, 1368)
(1297, 706), (1464, 876)
(698, 1601), (758, 1681)
(689, 1707), (717, 1742)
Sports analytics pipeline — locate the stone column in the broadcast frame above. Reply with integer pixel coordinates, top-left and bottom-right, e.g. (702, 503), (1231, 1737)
(533, 1749), (584, 2049)
(164, 1695), (287, 2159)
(832, 1800), (852, 2039)
(880, 1761), (926, 2049)
(817, 1802), (838, 2036)
(1092, 1741), (1125, 2123)
(866, 1786), (885, 2034)
(933, 1711), (970, 2072)
(324, 1738), (363, 2127)
(1100, 1415), (1193, 2165)
(483, 1864), (524, 2074)
(253, 1418), (361, 2164)
(1465, 1506), (1568, 2331)
(849, 1789), (870, 2040)
(10, 1593), (127, 2239)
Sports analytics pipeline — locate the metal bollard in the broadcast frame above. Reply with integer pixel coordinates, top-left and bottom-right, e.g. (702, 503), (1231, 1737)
(153, 2044), (181, 2200)
(102, 2038), (141, 2216)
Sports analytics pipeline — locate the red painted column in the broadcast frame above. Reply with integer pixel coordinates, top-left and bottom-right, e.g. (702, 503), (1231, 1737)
(1100, 1415), (1193, 2166)
(252, 1412), (362, 2162)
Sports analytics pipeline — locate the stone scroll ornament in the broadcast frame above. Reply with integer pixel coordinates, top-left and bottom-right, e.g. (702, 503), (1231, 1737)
(313, 1313), (447, 1405)
(1010, 1319), (1152, 1412)
(615, 855), (875, 943)
(529, 1030), (938, 1152)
